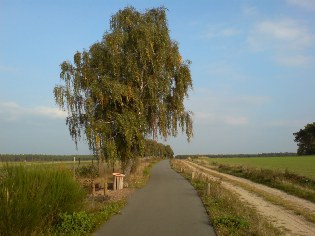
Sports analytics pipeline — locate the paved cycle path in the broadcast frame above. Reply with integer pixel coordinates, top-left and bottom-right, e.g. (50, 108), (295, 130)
(94, 160), (216, 236)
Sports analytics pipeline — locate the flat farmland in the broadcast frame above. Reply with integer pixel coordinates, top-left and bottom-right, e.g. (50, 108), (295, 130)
(201, 155), (315, 180)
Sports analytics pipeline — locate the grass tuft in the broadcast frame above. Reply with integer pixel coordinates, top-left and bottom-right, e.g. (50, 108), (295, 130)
(0, 164), (85, 236)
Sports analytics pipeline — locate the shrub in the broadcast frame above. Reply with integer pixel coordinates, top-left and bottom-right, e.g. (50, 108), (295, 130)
(76, 163), (99, 179)
(54, 211), (94, 235)
(0, 164), (85, 236)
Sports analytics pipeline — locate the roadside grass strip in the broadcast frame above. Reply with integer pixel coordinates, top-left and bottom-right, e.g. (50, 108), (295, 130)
(202, 160), (315, 204)
(171, 160), (281, 236)
(192, 160), (315, 224)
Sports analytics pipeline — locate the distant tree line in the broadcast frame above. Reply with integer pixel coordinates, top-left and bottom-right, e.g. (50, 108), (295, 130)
(0, 140), (174, 162)
(144, 139), (174, 158)
(0, 154), (94, 162)
(176, 152), (297, 159)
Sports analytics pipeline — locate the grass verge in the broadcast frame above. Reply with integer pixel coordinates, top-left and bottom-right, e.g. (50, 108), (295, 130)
(189, 160), (315, 224)
(210, 162), (315, 203)
(128, 158), (160, 188)
(51, 200), (126, 235)
(171, 160), (282, 236)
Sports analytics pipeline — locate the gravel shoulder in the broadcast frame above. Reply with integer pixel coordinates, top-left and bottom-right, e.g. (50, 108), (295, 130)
(182, 160), (315, 236)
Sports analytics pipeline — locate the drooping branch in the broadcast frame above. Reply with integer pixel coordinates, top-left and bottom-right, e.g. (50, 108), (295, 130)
(54, 6), (193, 166)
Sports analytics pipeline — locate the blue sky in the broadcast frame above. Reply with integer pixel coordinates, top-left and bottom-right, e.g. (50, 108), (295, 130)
(1, 0), (315, 155)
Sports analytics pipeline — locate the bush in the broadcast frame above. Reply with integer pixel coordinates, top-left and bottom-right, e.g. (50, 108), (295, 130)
(0, 164), (85, 236)
(54, 211), (94, 235)
(76, 164), (99, 179)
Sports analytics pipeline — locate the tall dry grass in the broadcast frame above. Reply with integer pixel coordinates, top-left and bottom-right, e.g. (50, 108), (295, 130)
(0, 164), (85, 236)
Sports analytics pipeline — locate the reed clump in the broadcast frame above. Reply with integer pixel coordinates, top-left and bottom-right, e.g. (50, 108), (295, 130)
(0, 164), (85, 236)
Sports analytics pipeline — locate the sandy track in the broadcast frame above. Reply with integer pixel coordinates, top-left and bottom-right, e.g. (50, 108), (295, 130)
(181, 160), (315, 236)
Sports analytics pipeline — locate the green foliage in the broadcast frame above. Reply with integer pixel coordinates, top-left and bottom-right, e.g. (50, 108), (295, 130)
(51, 200), (126, 236)
(92, 200), (126, 228)
(0, 165), (85, 236)
(76, 163), (99, 179)
(54, 6), (192, 168)
(294, 122), (315, 155)
(215, 163), (315, 203)
(213, 216), (249, 230)
(143, 139), (174, 158)
(54, 211), (94, 236)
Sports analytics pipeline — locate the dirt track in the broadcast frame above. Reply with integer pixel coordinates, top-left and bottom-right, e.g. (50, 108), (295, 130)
(182, 160), (315, 236)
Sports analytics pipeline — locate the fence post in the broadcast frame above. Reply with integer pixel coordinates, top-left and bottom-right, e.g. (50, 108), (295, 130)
(103, 181), (107, 196)
(207, 183), (211, 196)
(73, 156), (76, 179)
(192, 171), (195, 180)
(92, 180), (95, 196)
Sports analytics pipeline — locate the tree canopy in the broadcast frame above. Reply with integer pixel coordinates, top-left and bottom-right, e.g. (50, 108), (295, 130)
(293, 122), (315, 155)
(54, 7), (193, 166)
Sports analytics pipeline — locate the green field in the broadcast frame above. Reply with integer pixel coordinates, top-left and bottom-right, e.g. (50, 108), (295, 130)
(201, 155), (315, 180)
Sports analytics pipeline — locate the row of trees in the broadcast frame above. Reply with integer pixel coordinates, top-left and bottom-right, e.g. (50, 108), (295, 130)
(0, 155), (93, 162)
(0, 140), (174, 162)
(54, 7), (192, 171)
(177, 153), (297, 159)
(144, 139), (174, 158)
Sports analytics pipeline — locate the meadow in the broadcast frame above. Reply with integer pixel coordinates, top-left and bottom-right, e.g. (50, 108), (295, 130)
(201, 155), (315, 180)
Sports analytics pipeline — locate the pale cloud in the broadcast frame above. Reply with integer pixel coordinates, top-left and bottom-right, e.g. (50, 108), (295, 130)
(267, 119), (309, 128)
(206, 63), (250, 82)
(275, 55), (311, 67)
(0, 65), (17, 73)
(248, 18), (315, 67)
(220, 28), (240, 37)
(191, 89), (265, 126)
(194, 112), (215, 121)
(193, 112), (249, 126)
(241, 5), (258, 16)
(205, 27), (240, 39)
(287, 0), (315, 11)
(223, 116), (249, 126)
(34, 107), (67, 119)
(228, 95), (271, 107)
(248, 18), (314, 51)
(0, 101), (67, 121)
(0, 101), (22, 121)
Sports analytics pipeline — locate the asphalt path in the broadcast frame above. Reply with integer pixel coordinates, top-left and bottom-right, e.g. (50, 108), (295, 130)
(94, 160), (216, 236)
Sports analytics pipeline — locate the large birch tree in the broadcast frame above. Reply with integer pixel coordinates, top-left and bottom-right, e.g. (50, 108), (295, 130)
(54, 7), (193, 169)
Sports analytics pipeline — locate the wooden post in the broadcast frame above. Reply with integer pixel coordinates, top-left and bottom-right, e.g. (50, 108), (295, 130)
(207, 183), (211, 196)
(113, 175), (117, 191)
(115, 174), (125, 190)
(92, 180), (95, 196)
(180, 168), (183, 173)
(112, 173), (120, 191)
(191, 171), (195, 180)
(73, 156), (76, 179)
(103, 181), (107, 196)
